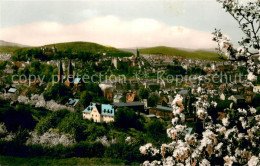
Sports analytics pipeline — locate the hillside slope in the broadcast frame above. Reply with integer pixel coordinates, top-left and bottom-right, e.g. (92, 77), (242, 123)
(0, 41), (133, 57)
(44, 41), (133, 57)
(0, 40), (29, 47)
(139, 46), (223, 61)
(0, 40), (30, 53)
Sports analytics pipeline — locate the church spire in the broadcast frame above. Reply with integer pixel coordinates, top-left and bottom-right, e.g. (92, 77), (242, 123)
(58, 60), (63, 83)
(136, 48), (139, 58)
(67, 59), (74, 87)
(67, 59), (73, 76)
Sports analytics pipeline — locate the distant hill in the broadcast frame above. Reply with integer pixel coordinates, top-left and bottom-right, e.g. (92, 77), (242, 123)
(0, 40), (30, 53)
(44, 41), (133, 57)
(0, 40), (29, 47)
(139, 46), (224, 61)
(0, 41), (133, 57)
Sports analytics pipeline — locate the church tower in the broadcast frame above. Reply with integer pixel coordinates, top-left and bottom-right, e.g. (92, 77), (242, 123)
(66, 59), (74, 87)
(58, 60), (63, 83)
(136, 48), (140, 58)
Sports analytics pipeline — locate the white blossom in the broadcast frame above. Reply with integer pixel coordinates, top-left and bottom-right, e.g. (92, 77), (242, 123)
(139, 143), (159, 156)
(26, 131), (75, 147)
(248, 156), (259, 166)
(163, 157), (175, 166)
(247, 72), (257, 82)
(0, 123), (7, 134)
(200, 159), (210, 166)
(224, 156), (237, 166)
(239, 117), (247, 129)
(238, 108), (247, 115)
(222, 117), (230, 127)
(249, 107), (257, 114)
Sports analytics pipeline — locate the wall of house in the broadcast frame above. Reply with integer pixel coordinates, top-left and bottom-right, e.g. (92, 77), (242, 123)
(83, 112), (92, 119)
(102, 115), (114, 123)
(113, 98), (120, 103)
(91, 107), (102, 122)
(83, 106), (102, 122)
(83, 107), (114, 123)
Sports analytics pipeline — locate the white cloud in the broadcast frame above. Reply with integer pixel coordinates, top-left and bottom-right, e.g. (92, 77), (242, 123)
(0, 16), (216, 49)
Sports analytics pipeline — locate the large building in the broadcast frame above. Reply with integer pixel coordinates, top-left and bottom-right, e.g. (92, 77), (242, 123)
(149, 105), (173, 120)
(82, 103), (115, 123)
(113, 101), (145, 113)
(57, 60), (83, 91)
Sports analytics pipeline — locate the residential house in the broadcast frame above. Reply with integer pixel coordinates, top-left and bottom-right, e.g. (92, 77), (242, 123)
(158, 96), (168, 106)
(8, 87), (17, 94)
(145, 114), (158, 119)
(13, 61), (26, 69)
(113, 94), (123, 103)
(126, 92), (136, 102)
(113, 101), (145, 113)
(83, 103), (115, 123)
(149, 105), (173, 120)
(99, 80), (114, 91)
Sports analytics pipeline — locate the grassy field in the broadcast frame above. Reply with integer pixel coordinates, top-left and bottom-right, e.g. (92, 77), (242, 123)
(0, 46), (23, 53)
(0, 156), (136, 166)
(140, 46), (224, 61)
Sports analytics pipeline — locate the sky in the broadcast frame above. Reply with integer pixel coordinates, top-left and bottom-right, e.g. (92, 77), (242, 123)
(0, 0), (246, 49)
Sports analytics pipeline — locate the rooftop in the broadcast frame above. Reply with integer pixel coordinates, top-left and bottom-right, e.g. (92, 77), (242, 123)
(74, 78), (81, 84)
(68, 98), (79, 107)
(114, 94), (123, 99)
(179, 89), (189, 95)
(83, 103), (115, 117)
(8, 88), (17, 93)
(113, 101), (144, 107)
(152, 105), (172, 113)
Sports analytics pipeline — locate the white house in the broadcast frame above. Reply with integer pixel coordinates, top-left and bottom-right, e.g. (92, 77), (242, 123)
(83, 103), (115, 123)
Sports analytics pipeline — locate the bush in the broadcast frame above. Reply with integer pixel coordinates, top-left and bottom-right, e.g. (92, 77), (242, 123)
(114, 108), (144, 130)
(147, 94), (159, 107)
(57, 113), (88, 142)
(104, 143), (145, 163)
(146, 120), (169, 146)
(3, 105), (37, 132)
(44, 83), (73, 104)
(35, 110), (70, 134)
